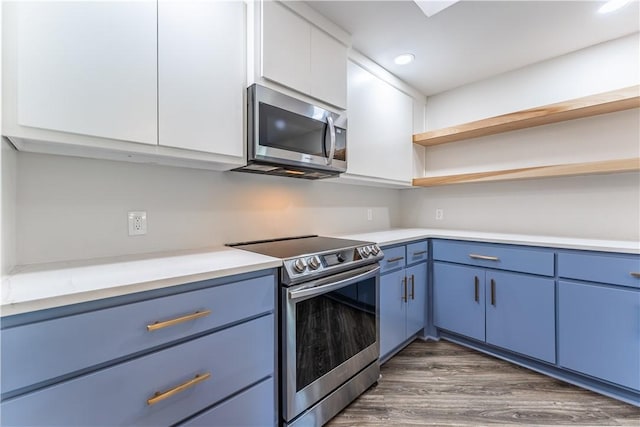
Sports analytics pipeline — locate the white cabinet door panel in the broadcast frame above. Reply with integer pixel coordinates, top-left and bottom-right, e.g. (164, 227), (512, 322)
(261, 1), (310, 94)
(347, 61), (413, 183)
(16, 2), (157, 145)
(158, 1), (244, 157)
(310, 28), (347, 109)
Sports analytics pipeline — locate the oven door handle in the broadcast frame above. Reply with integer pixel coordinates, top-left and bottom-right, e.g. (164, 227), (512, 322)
(288, 264), (380, 301)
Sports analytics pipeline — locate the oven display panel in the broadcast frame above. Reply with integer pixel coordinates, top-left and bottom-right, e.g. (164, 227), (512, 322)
(322, 252), (345, 266)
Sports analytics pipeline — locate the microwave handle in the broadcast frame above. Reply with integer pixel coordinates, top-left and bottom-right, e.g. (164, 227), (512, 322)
(326, 116), (336, 166)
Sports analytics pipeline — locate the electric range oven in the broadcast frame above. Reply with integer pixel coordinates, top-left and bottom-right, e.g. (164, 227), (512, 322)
(228, 236), (383, 426)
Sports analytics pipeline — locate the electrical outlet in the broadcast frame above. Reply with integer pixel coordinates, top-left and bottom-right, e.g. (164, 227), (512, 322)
(367, 208), (373, 221)
(128, 211), (147, 236)
(435, 208), (444, 221)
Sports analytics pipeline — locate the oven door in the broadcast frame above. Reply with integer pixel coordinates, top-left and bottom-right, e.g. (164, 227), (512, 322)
(282, 264), (380, 422)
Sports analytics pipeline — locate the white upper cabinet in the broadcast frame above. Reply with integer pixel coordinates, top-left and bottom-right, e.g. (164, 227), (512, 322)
(158, 1), (245, 157)
(261, 1), (347, 109)
(346, 61), (413, 185)
(12, 1), (157, 145)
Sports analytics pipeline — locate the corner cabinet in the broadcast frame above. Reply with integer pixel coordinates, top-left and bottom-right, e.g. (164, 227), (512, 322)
(0, 271), (278, 426)
(2, 1), (246, 169)
(379, 241), (428, 362)
(344, 60), (414, 186)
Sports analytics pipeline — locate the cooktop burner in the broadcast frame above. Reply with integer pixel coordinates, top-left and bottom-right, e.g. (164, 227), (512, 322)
(227, 235), (383, 285)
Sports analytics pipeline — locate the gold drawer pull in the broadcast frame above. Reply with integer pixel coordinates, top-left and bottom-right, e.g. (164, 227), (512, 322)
(631, 272), (640, 278)
(469, 254), (499, 261)
(387, 256), (404, 263)
(147, 373), (211, 406)
(412, 250), (427, 256)
(147, 310), (211, 332)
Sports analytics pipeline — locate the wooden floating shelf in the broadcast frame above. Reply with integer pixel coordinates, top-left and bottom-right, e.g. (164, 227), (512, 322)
(413, 86), (640, 147)
(412, 158), (640, 187)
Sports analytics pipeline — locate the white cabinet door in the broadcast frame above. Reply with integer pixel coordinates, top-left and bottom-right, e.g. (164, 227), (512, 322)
(15, 1), (157, 145)
(310, 28), (347, 109)
(347, 61), (413, 184)
(158, 1), (244, 157)
(261, 1), (311, 95)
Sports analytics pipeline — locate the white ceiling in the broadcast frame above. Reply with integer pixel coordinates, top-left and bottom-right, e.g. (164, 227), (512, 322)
(305, 1), (640, 96)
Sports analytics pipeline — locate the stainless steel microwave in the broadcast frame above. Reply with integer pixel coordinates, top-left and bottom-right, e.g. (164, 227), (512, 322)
(233, 84), (347, 179)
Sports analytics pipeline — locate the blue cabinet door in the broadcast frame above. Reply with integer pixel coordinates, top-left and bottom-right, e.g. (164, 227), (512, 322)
(485, 271), (556, 363)
(406, 262), (427, 338)
(380, 269), (407, 358)
(433, 262), (485, 342)
(558, 281), (640, 391)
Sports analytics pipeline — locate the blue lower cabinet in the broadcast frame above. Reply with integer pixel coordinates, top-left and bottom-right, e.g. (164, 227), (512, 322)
(380, 269), (407, 358)
(485, 271), (555, 363)
(379, 242), (428, 361)
(558, 281), (640, 391)
(406, 262), (427, 338)
(0, 315), (274, 426)
(433, 262), (486, 342)
(179, 378), (275, 427)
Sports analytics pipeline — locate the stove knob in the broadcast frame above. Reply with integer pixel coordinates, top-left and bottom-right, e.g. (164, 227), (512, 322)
(361, 246), (371, 257)
(293, 258), (307, 273)
(370, 245), (380, 255)
(308, 255), (321, 270)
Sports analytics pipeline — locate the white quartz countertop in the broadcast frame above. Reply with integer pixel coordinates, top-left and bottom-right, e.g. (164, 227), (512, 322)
(337, 228), (640, 254)
(3, 229), (638, 317)
(1, 247), (281, 317)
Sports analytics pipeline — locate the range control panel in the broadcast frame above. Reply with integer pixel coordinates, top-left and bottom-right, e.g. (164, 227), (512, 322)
(282, 244), (383, 285)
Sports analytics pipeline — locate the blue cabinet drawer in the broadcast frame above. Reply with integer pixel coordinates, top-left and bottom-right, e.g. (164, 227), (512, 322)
(1, 315), (274, 426)
(406, 241), (428, 266)
(558, 281), (640, 391)
(558, 252), (640, 288)
(179, 377), (275, 427)
(380, 245), (406, 274)
(432, 240), (554, 276)
(1, 274), (275, 394)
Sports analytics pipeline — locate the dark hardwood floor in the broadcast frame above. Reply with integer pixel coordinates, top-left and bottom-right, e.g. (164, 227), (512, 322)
(327, 340), (640, 426)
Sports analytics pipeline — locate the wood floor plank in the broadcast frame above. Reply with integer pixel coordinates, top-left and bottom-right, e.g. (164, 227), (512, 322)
(326, 340), (640, 426)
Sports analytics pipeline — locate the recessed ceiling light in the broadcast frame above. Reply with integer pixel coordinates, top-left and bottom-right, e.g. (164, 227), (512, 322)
(598, 0), (631, 13)
(394, 53), (415, 65)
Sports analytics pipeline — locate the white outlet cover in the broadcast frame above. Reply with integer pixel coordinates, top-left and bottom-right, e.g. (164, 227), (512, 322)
(128, 211), (147, 236)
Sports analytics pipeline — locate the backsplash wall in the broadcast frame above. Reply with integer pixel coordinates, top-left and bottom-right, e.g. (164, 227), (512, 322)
(14, 151), (401, 265)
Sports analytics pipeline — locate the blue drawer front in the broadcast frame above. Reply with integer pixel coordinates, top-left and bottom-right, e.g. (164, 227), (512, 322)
(558, 252), (640, 288)
(432, 240), (554, 276)
(179, 378), (275, 427)
(406, 241), (428, 266)
(380, 245), (406, 274)
(1, 315), (274, 426)
(1, 274), (274, 394)
(558, 281), (640, 391)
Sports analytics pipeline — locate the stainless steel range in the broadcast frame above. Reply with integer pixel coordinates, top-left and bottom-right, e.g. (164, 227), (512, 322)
(228, 235), (383, 426)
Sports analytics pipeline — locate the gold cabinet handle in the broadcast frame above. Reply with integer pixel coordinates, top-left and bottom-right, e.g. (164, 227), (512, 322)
(469, 254), (499, 261)
(490, 279), (496, 306)
(402, 277), (408, 302)
(631, 272), (640, 278)
(474, 276), (479, 302)
(147, 310), (211, 332)
(147, 373), (211, 406)
(412, 250), (427, 256)
(387, 256), (404, 263)
(410, 274), (415, 300)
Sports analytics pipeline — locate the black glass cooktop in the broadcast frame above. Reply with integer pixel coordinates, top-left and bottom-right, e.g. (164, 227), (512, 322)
(226, 235), (371, 259)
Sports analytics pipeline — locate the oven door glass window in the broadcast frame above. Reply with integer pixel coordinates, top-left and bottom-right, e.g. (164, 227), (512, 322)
(295, 277), (376, 391)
